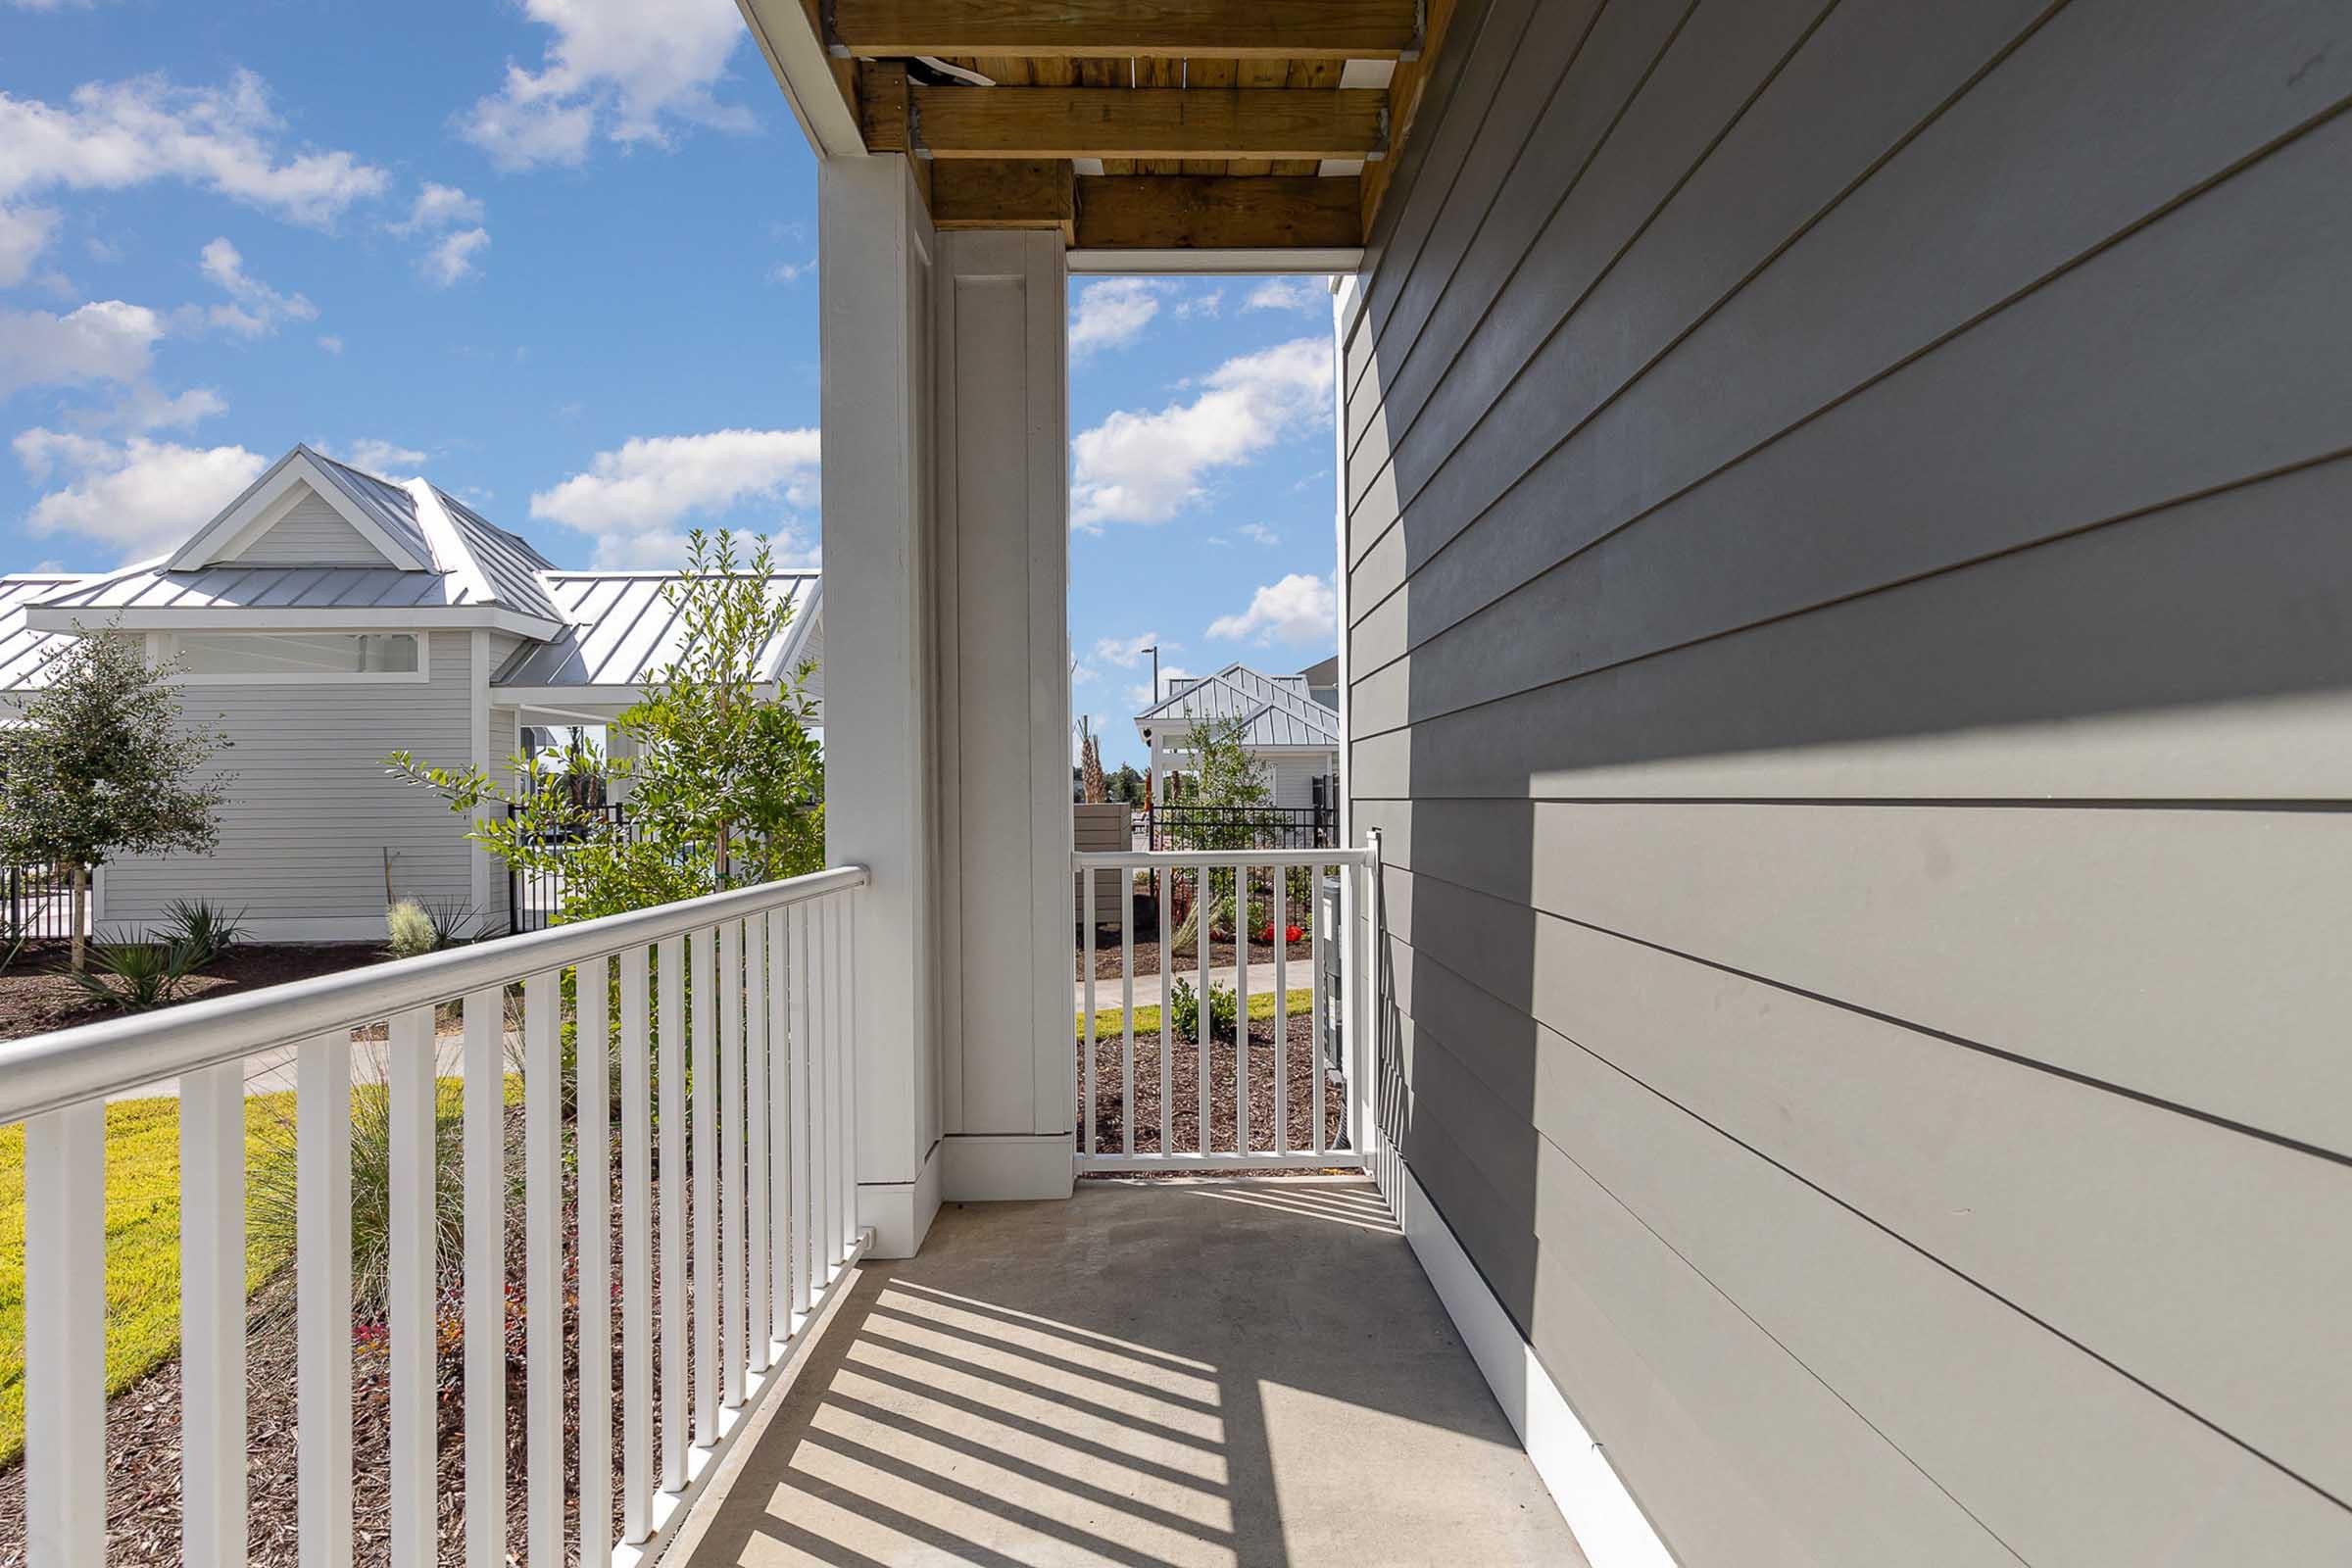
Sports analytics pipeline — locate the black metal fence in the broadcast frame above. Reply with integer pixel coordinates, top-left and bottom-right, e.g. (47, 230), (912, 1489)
(3, 861), (84, 942)
(1143, 803), (1338, 851)
(508, 801), (637, 934)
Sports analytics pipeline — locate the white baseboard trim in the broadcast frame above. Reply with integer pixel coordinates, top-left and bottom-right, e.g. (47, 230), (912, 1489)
(123, 915), (390, 944)
(941, 1132), (1075, 1202)
(859, 1138), (943, 1257)
(1397, 1164), (1679, 1568)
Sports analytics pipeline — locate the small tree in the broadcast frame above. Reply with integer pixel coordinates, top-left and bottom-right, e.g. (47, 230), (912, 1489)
(0, 627), (231, 970)
(390, 530), (825, 924)
(1167, 715), (1275, 950)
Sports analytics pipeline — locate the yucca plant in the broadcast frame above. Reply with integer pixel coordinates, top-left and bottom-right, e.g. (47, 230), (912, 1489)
(163, 897), (245, 968)
(70, 937), (202, 1012)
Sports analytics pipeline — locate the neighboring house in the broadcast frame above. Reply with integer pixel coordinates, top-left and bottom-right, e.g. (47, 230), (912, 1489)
(1132, 661), (1338, 811)
(0, 444), (821, 940)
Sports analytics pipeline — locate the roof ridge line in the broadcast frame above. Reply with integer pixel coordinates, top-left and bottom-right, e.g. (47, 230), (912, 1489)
(404, 479), (495, 606)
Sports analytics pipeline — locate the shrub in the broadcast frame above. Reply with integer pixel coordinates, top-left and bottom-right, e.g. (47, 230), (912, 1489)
(1167, 978), (1239, 1042)
(163, 898), (245, 968)
(70, 937), (202, 1012)
(386, 896), (477, 958)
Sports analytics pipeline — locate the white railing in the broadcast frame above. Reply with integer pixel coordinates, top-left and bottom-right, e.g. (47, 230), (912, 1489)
(1072, 843), (1381, 1177)
(1, 864), (869, 1568)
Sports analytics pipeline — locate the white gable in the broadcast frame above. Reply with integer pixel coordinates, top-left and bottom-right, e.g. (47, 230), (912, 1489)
(224, 486), (399, 566)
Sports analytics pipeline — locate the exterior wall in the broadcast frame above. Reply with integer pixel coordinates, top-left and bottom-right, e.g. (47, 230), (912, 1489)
(1264, 755), (1335, 813)
(104, 630), (476, 940)
(1343, 2), (2352, 1563)
(231, 492), (392, 565)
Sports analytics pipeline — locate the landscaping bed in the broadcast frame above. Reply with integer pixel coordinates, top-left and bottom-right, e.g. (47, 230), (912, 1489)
(0, 943), (386, 1045)
(1076, 996), (1345, 1158)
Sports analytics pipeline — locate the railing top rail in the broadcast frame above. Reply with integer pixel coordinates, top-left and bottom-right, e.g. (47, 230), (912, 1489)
(0, 863), (869, 1127)
(1074, 848), (1370, 870)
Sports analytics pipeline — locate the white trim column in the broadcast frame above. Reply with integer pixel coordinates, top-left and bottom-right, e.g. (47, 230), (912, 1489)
(821, 153), (945, 1256)
(932, 228), (1074, 1202)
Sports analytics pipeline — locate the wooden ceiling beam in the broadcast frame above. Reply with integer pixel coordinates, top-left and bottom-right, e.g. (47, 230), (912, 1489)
(831, 1), (1421, 60)
(932, 160), (1077, 241)
(906, 85), (1387, 162)
(1074, 174), (1361, 250)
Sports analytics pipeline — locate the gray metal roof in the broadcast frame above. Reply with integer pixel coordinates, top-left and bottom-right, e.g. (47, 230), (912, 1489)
(1135, 662), (1341, 749)
(434, 488), (566, 625)
(0, 575), (87, 692)
(493, 571), (820, 690)
(32, 562), (501, 615)
(302, 447), (434, 564)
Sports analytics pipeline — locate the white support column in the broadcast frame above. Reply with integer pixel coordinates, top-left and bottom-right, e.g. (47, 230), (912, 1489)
(820, 153), (944, 1256)
(931, 227), (1075, 1203)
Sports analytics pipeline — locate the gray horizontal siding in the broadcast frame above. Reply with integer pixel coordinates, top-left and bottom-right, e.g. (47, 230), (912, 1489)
(1344, 0), (2352, 1560)
(233, 491), (398, 565)
(105, 632), (477, 929)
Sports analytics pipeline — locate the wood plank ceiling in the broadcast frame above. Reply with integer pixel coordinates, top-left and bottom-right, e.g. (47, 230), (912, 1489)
(823, 0), (1456, 254)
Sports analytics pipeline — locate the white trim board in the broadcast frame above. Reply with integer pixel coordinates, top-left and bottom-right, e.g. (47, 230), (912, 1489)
(858, 1137), (943, 1258)
(1397, 1163), (1681, 1568)
(169, 450), (429, 572)
(1068, 248), (1365, 274)
(940, 1133), (1074, 1202)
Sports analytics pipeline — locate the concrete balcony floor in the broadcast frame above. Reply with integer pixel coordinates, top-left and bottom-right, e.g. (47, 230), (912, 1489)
(669, 1178), (1585, 1567)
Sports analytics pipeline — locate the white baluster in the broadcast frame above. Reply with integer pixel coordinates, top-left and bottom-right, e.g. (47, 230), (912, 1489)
(524, 968), (563, 1567)
(1274, 873), (1289, 1156)
(620, 947), (655, 1539)
(462, 988), (506, 1568)
(1120, 868), (1135, 1156)
(297, 1032), (354, 1568)
(1158, 864), (1172, 1155)
(746, 915), (771, 1372)
(767, 906), (795, 1334)
(1311, 869), (1327, 1156)
(181, 1059), (248, 1568)
(388, 1005), (436, 1568)
(719, 919), (746, 1410)
(789, 904), (814, 1315)
(578, 957), (613, 1568)
(1237, 865), (1250, 1156)
(1197, 868), (1210, 1154)
(24, 1100), (104, 1568)
(657, 932), (686, 1492)
(692, 927), (717, 1446)
(841, 893), (859, 1255)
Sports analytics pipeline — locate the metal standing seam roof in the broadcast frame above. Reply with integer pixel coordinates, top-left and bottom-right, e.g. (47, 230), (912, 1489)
(0, 575), (87, 693)
(493, 571), (820, 690)
(302, 447), (436, 564)
(1136, 662), (1342, 749)
(433, 488), (567, 625)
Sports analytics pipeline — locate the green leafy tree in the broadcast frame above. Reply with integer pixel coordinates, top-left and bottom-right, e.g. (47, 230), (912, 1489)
(0, 626), (231, 971)
(1166, 715), (1278, 951)
(389, 529), (825, 924)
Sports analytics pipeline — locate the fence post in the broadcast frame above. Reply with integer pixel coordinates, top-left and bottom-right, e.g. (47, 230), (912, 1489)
(1355, 829), (1384, 1192)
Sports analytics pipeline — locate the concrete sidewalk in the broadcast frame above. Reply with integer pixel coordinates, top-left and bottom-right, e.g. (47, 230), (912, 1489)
(1076, 958), (1298, 1013)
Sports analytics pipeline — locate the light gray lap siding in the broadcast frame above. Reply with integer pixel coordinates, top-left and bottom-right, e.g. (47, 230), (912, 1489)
(1344, 0), (2352, 1560)
(103, 631), (478, 932)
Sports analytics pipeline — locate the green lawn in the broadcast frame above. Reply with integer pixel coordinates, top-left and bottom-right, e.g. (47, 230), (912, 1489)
(1078, 986), (1315, 1039)
(0, 1092), (293, 1467)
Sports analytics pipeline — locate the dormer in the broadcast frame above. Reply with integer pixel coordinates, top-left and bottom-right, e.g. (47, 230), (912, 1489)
(166, 445), (437, 572)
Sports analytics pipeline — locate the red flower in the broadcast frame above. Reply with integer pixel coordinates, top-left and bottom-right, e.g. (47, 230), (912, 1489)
(1285, 924), (1304, 942)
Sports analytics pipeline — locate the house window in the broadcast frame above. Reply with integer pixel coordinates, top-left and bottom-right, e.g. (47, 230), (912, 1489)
(172, 631), (423, 680)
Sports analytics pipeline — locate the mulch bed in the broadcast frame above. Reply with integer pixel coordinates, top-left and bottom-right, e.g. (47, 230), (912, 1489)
(1077, 1008), (1347, 1158)
(0, 1109), (704, 1566)
(0, 943), (386, 1044)
(1077, 933), (1312, 983)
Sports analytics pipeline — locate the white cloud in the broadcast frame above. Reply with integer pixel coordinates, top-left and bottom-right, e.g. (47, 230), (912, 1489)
(768, 256), (814, 285)
(332, 438), (428, 475)
(1092, 632), (1165, 669)
(316, 333), (343, 355)
(419, 226), (490, 286)
(0, 72), (389, 225)
(1071, 662), (1100, 686)
(0, 298), (164, 397)
(1174, 288), (1223, 319)
(1245, 276), (1324, 314)
(1069, 278), (1161, 361)
(530, 427), (822, 566)
(1070, 336), (1332, 528)
(1206, 572), (1336, 647)
(1125, 664), (1192, 710)
(0, 205), (58, 286)
(1235, 521), (1279, 546)
(14, 429), (268, 560)
(112, 382), (226, 431)
(393, 182), (483, 233)
(195, 236), (318, 336)
(462, 0), (756, 172)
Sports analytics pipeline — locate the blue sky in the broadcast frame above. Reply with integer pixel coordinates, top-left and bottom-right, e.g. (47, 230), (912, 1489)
(0, 0), (1340, 772)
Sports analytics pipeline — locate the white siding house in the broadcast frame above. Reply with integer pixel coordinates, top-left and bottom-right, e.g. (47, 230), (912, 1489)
(1133, 661), (1338, 811)
(1, 445), (821, 941)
